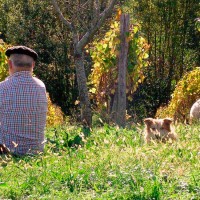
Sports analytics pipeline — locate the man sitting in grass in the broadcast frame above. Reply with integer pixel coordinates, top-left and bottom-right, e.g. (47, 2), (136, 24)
(0, 46), (47, 155)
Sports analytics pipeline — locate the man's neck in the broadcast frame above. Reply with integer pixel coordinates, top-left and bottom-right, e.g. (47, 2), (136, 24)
(10, 68), (33, 76)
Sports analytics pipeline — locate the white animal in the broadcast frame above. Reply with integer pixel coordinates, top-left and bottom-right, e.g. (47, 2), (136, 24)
(190, 99), (200, 121)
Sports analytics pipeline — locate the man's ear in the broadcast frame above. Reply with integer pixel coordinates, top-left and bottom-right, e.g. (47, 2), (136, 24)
(32, 61), (35, 68)
(144, 118), (153, 126)
(7, 60), (12, 68)
(8, 60), (13, 74)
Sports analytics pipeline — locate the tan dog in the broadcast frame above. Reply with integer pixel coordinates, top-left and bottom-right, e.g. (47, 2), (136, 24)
(143, 118), (177, 143)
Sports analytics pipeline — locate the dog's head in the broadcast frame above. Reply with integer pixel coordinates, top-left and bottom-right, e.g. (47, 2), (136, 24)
(144, 118), (173, 138)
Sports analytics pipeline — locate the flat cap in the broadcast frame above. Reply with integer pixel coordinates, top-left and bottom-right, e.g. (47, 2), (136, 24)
(5, 45), (38, 61)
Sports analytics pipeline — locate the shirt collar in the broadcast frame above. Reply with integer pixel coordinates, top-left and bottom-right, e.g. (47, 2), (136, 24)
(8, 71), (32, 79)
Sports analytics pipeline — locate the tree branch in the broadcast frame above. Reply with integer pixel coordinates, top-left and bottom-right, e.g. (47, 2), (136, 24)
(77, 0), (117, 50)
(51, 0), (73, 31)
(92, 0), (100, 26)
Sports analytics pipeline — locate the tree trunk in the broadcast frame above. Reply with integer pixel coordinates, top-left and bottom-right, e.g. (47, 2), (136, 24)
(112, 14), (130, 128)
(51, 0), (118, 128)
(74, 49), (92, 127)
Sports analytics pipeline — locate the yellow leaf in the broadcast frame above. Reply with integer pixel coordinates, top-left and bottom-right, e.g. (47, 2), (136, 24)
(111, 89), (115, 94)
(103, 44), (108, 48)
(143, 53), (149, 59)
(116, 8), (122, 21)
(133, 26), (138, 33)
(94, 62), (100, 67)
(89, 88), (96, 94)
(128, 96), (133, 101)
(114, 21), (119, 28)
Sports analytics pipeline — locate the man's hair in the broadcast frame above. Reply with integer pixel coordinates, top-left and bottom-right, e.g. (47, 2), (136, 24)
(9, 54), (34, 68)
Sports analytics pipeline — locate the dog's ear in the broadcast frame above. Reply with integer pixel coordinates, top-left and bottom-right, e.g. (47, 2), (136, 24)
(163, 118), (173, 124)
(163, 118), (173, 131)
(144, 118), (154, 126)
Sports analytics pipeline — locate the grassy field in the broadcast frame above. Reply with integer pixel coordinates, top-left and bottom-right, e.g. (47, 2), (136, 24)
(0, 123), (200, 200)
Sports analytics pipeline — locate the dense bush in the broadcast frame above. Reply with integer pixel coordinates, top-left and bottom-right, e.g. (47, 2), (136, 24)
(156, 67), (200, 122)
(0, 40), (9, 81)
(0, 0), (76, 115)
(46, 93), (65, 127)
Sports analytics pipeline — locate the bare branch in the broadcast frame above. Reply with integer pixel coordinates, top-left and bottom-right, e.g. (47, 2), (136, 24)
(77, 0), (117, 49)
(51, 0), (73, 31)
(92, 0), (100, 26)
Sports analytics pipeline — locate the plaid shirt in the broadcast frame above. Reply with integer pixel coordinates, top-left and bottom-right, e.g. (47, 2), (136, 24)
(0, 71), (47, 155)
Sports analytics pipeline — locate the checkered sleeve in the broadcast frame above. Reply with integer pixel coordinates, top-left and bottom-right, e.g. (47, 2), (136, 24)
(0, 85), (3, 144)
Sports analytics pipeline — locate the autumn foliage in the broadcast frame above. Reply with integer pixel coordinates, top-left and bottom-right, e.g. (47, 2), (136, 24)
(46, 93), (65, 127)
(0, 40), (9, 81)
(89, 21), (149, 114)
(156, 67), (200, 122)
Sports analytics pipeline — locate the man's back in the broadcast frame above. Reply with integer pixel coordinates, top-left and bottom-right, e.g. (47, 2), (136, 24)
(0, 71), (47, 155)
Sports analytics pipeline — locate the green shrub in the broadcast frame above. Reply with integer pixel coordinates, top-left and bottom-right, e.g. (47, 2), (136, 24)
(156, 67), (200, 122)
(46, 93), (65, 127)
(0, 40), (9, 81)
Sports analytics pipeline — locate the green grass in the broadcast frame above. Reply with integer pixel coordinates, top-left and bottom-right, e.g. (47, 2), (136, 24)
(0, 123), (200, 200)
